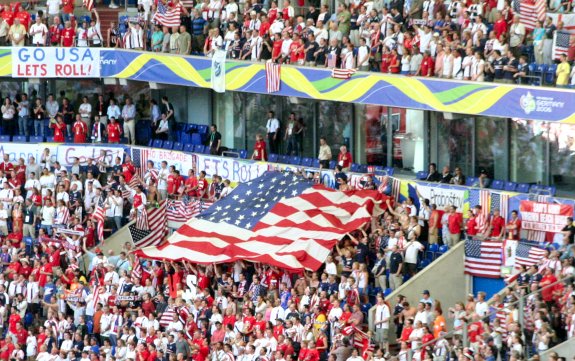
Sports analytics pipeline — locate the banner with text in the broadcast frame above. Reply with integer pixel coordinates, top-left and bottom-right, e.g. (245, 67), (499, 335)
(131, 147), (197, 175)
(12, 47), (101, 78)
(519, 200), (574, 233)
(195, 154), (269, 183)
(414, 183), (467, 211)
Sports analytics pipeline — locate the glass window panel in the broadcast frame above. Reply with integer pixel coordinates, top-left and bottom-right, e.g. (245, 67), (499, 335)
(357, 104), (389, 166)
(475, 117), (507, 181)
(318, 102), (353, 160)
(243, 93), (282, 155)
(549, 122), (575, 192)
(279, 97), (316, 158)
(434, 113), (474, 176)
(510, 119), (547, 184)
(393, 108), (425, 172)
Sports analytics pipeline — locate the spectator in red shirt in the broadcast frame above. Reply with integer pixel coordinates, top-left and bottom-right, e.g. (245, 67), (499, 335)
(185, 169), (199, 197)
(337, 145), (352, 172)
(60, 20), (75, 47)
(121, 155), (136, 183)
(489, 209), (506, 238)
(447, 205), (462, 247)
(106, 117), (122, 144)
(465, 210), (477, 239)
(418, 50), (435, 76)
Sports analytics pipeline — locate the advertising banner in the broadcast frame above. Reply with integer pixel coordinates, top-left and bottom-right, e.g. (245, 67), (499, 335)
(414, 183), (467, 210)
(131, 147), (197, 175)
(12, 47), (101, 78)
(55, 144), (125, 167)
(519, 200), (574, 233)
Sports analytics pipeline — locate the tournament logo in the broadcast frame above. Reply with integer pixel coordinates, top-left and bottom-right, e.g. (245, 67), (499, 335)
(519, 92), (536, 115)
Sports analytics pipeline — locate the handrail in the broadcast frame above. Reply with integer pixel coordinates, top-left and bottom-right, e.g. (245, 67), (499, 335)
(407, 273), (575, 360)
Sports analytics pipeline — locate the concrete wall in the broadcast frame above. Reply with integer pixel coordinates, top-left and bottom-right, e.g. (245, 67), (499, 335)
(368, 241), (469, 343)
(540, 339), (575, 361)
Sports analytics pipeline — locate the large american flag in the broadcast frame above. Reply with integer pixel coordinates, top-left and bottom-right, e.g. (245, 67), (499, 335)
(375, 175), (400, 202)
(83, 0), (94, 11)
(477, 190), (491, 234)
(135, 171), (384, 271)
(353, 326), (375, 359)
(129, 201), (167, 248)
(92, 203), (106, 242)
(153, 1), (182, 27)
(518, 0), (546, 30)
(491, 192), (509, 221)
(131, 148), (148, 181)
(266, 62), (281, 93)
(552, 31), (571, 60)
(167, 198), (202, 224)
(515, 242), (547, 267)
(464, 239), (502, 278)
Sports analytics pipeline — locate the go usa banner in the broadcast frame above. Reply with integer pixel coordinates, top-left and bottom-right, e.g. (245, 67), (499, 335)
(12, 47), (101, 78)
(519, 200), (573, 233)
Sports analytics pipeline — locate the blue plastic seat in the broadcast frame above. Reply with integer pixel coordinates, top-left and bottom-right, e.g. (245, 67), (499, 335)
(162, 141), (174, 150)
(527, 63), (537, 85)
(183, 143), (194, 153)
(195, 145), (206, 154)
(438, 245), (449, 254)
(491, 179), (504, 190)
(46, 136), (55, 142)
(278, 155), (289, 164)
(465, 176), (477, 186)
(428, 244), (439, 253)
(384, 288), (392, 297)
(545, 64), (557, 85)
(29, 136), (44, 143)
(152, 139), (162, 148)
(268, 153), (278, 163)
(173, 142), (184, 151)
(147, 139), (154, 147)
(357, 165), (368, 173)
(301, 157), (312, 167)
(329, 160), (336, 169)
(190, 133), (202, 145)
(65, 136), (73, 143)
(504, 182), (517, 191)
(516, 183), (530, 193)
(197, 125), (208, 134)
(418, 259), (431, 269)
(311, 159), (320, 168)
(239, 150), (248, 159)
(0, 135), (10, 142)
(384, 167), (395, 176)
(350, 163), (360, 172)
(416, 171), (428, 180)
(289, 156), (301, 165)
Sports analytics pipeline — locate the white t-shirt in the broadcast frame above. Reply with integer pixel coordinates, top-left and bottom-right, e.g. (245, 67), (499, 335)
(47, 0), (61, 15)
(30, 23), (48, 45)
(374, 304), (390, 329)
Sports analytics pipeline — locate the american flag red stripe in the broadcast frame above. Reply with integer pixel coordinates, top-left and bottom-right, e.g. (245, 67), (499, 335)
(167, 199), (202, 223)
(391, 177), (401, 202)
(464, 239), (502, 278)
(353, 327), (375, 359)
(159, 306), (177, 328)
(477, 190), (490, 234)
(515, 242), (547, 267)
(331, 68), (356, 79)
(83, 0), (94, 11)
(132, 257), (142, 279)
(500, 193), (509, 221)
(265, 62), (281, 93)
(92, 205), (106, 242)
(136, 208), (150, 231)
(519, 0), (545, 30)
(135, 185), (384, 271)
(56, 207), (70, 226)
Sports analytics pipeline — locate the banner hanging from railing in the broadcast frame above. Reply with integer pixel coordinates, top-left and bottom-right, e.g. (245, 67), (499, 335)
(519, 200), (573, 232)
(12, 47), (101, 78)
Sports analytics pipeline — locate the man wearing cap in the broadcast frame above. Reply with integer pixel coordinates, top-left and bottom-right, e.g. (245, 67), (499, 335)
(420, 290), (434, 306)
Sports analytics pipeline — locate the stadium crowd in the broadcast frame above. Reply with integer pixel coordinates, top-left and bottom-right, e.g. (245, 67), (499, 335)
(0, 0), (574, 85)
(0, 118), (571, 361)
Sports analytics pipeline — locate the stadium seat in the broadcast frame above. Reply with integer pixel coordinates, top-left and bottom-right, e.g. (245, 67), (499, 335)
(152, 139), (163, 148)
(418, 259), (431, 269)
(148, 139), (154, 147)
(162, 141), (174, 150)
(384, 167), (395, 176)
(311, 159), (320, 168)
(29, 136), (44, 143)
(239, 149), (248, 159)
(527, 63), (537, 85)
(13, 135), (28, 142)
(329, 160), (336, 169)
(350, 163), (360, 172)
(197, 125), (208, 134)
(172, 142), (184, 151)
(426, 244), (439, 260)
(289, 156), (301, 165)
(268, 153), (278, 163)
(183, 143), (194, 153)
(415, 171), (428, 180)
(190, 133), (202, 145)
(301, 157), (312, 167)
(534, 64), (548, 86)
(516, 183), (530, 193)
(465, 177), (477, 187)
(0, 135), (10, 142)
(65, 137), (73, 143)
(504, 181), (517, 191)
(383, 288), (392, 297)
(194, 145), (205, 153)
(278, 155), (289, 164)
(46, 136), (55, 143)
(545, 64), (557, 85)
(490, 179), (504, 190)
(438, 245), (449, 254)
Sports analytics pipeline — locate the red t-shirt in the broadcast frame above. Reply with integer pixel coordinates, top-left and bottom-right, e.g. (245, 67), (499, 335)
(289, 40), (302, 63)
(493, 19), (507, 39)
(337, 151), (352, 169)
(122, 162), (135, 183)
(420, 56), (434, 76)
(448, 213), (462, 234)
(52, 122), (66, 141)
(8, 314), (21, 334)
(73, 121), (87, 143)
(253, 140), (267, 161)
(0, 341), (14, 361)
(15, 329), (27, 345)
(61, 27), (75, 47)
(466, 217), (477, 236)
(197, 178), (208, 198)
(185, 177), (198, 197)
(38, 263), (53, 287)
(490, 216), (505, 237)
(49, 24), (62, 44)
(142, 300), (156, 317)
(107, 123), (121, 142)
(507, 218), (521, 240)
(259, 21), (270, 37)
(272, 39), (283, 59)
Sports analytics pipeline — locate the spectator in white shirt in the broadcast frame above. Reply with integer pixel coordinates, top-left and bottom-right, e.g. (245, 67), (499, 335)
(29, 17), (48, 46)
